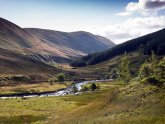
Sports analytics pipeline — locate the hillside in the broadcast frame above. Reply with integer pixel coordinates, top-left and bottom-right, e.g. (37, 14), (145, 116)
(0, 48), (60, 78)
(0, 17), (115, 65)
(71, 28), (165, 67)
(25, 28), (115, 56)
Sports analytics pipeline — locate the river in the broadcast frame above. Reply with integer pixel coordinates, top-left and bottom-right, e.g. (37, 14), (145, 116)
(0, 79), (113, 99)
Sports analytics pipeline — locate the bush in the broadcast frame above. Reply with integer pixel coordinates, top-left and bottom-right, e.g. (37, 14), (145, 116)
(90, 83), (97, 91)
(141, 76), (163, 87)
(9, 75), (30, 82)
(81, 86), (89, 92)
(48, 78), (54, 85)
(57, 73), (65, 83)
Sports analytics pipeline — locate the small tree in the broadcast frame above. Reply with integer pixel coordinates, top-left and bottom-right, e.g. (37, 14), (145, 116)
(139, 51), (158, 80)
(90, 83), (97, 91)
(157, 57), (165, 79)
(139, 61), (152, 79)
(48, 78), (54, 85)
(118, 52), (131, 84)
(149, 51), (158, 77)
(57, 73), (65, 83)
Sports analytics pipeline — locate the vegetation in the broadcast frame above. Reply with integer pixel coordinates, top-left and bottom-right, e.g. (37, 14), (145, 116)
(70, 28), (165, 67)
(72, 85), (78, 93)
(118, 52), (131, 84)
(90, 83), (97, 90)
(48, 78), (54, 85)
(139, 51), (165, 86)
(55, 81), (165, 124)
(0, 83), (66, 95)
(57, 73), (65, 83)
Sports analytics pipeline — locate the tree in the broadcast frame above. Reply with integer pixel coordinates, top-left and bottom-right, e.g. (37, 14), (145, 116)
(90, 83), (97, 91)
(118, 52), (131, 84)
(139, 51), (158, 80)
(157, 57), (165, 79)
(57, 73), (65, 83)
(48, 78), (54, 85)
(149, 51), (158, 77)
(139, 61), (152, 79)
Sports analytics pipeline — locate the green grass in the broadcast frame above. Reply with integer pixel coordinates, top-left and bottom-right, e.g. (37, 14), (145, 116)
(55, 81), (165, 124)
(0, 82), (69, 95)
(0, 81), (164, 124)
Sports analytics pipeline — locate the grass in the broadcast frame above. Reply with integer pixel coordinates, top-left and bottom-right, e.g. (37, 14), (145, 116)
(55, 81), (165, 124)
(0, 81), (164, 124)
(0, 82), (68, 95)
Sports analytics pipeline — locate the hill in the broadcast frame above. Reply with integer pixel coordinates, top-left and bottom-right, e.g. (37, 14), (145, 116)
(0, 17), (115, 65)
(70, 28), (165, 67)
(0, 48), (61, 80)
(24, 28), (115, 56)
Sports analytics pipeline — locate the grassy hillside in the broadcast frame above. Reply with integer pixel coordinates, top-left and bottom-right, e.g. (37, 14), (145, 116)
(25, 28), (115, 56)
(55, 81), (165, 124)
(0, 81), (164, 124)
(0, 48), (62, 81)
(71, 28), (165, 67)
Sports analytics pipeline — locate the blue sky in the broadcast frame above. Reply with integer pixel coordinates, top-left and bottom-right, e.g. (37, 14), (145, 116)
(0, 0), (165, 44)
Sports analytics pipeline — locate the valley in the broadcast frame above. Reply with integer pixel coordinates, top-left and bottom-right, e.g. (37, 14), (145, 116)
(0, 14), (165, 124)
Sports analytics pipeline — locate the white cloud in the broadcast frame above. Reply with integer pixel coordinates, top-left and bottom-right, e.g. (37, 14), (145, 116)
(86, 16), (165, 44)
(115, 12), (132, 16)
(117, 0), (165, 16)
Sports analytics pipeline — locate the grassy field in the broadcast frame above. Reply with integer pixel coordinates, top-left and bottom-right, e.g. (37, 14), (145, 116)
(0, 82), (70, 95)
(55, 81), (165, 124)
(0, 81), (164, 124)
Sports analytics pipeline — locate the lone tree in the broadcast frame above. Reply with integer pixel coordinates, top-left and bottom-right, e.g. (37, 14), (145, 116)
(57, 73), (65, 83)
(48, 78), (54, 85)
(118, 52), (131, 84)
(90, 83), (97, 91)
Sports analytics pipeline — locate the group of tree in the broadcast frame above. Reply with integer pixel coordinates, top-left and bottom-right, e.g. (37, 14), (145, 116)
(116, 51), (165, 85)
(70, 28), (165, 67)
(139, 51), (165, 86)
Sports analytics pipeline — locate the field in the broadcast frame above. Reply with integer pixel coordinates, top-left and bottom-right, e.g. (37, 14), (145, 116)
(0, 81), (164, 124)
(0, 82), (68, 95)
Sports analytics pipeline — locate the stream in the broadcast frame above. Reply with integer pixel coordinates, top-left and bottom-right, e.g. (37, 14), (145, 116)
(0, 79), (113, 99)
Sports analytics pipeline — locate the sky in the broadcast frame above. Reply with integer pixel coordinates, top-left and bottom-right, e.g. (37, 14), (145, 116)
(0, 0), (165, 44)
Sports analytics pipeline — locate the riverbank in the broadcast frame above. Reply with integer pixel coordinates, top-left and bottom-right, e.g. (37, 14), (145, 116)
(0, 79), (113, 99)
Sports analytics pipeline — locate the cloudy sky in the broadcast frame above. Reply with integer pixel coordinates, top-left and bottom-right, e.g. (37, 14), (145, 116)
(0, 0), (165, 44)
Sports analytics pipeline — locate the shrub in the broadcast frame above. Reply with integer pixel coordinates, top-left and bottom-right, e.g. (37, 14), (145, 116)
(141, 76), (163, 87)
(81, 86), (89, 92)
(57, 73), (65, 83)
(90, 83), (97, 91)
(9, 75), (30, 82)
(97, 84), (100, 89)
(48, 78), (54, 85)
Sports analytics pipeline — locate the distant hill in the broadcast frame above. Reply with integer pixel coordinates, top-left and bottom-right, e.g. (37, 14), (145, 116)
(0, 17), (115, 65)
(25, 28), (115, 56)
(70, 28), (165, 67)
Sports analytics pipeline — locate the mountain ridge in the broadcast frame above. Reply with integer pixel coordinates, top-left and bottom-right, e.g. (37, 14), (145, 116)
(0, 17), (115, 64)
(70, 28), (165, 67)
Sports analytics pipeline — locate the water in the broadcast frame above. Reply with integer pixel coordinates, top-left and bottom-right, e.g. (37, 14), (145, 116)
(0, 79), (113, 99)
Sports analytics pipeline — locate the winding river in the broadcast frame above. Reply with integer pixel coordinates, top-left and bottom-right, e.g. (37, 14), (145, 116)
(0, 79), (113, 99)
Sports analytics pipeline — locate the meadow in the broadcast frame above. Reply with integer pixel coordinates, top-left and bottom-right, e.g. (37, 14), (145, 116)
(0, 81), (164, 124)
